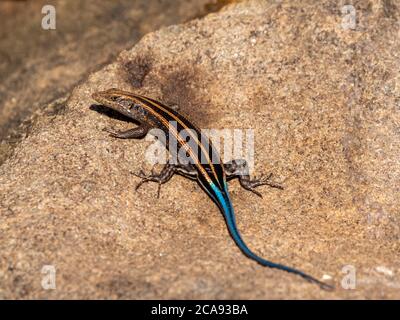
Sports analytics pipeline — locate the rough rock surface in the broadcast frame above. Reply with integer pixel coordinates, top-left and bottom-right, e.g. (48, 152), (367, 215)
(0, 0), (216, 164)
(0, 0), (399, 299)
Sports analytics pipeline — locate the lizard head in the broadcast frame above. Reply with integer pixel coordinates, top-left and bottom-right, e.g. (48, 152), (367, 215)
(92, 88), (140, 118)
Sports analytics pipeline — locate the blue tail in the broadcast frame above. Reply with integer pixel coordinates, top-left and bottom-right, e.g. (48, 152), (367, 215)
(211, 183), (333, 290)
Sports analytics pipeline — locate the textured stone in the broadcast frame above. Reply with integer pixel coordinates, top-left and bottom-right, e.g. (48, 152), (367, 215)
(0, 0), (399, 298)
(0, 0), (214, 164)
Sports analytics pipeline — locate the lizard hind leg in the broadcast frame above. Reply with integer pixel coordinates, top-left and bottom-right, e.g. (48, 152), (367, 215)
(224, 159), (283, 198)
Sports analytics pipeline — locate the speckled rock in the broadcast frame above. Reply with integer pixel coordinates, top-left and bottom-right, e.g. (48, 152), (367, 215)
(0, 0), (215, 164)
(0, 0), (399, 299)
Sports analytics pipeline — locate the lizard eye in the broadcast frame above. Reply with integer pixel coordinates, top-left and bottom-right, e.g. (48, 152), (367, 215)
(130, 103), (141, 110)
(118, 99), (133, 109)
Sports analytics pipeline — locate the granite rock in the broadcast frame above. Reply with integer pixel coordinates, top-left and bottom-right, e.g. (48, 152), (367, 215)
(0, 0), (399, 298)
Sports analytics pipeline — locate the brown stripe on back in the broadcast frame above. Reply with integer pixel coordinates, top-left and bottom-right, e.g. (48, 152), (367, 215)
(130, 93), (225, 189)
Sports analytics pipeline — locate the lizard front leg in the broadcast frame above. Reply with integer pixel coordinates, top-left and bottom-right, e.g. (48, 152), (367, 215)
(103, 124), (149, 139)
(224, 159), (283, 197)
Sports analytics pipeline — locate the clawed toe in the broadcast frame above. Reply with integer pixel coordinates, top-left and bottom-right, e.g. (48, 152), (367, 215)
(130, 170), (147, 179)
(251, 189), (263, 198)
(259, 172), (273, 183)
(102, 127), (118, 137)
(135, 179), (148, 191)
(130, 170), (151, 190)
(255, 173), (283, 190)
(130, 169), (164, 197)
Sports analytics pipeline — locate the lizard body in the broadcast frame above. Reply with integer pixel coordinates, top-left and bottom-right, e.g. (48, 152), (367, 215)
(91, 88), (332, 290)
